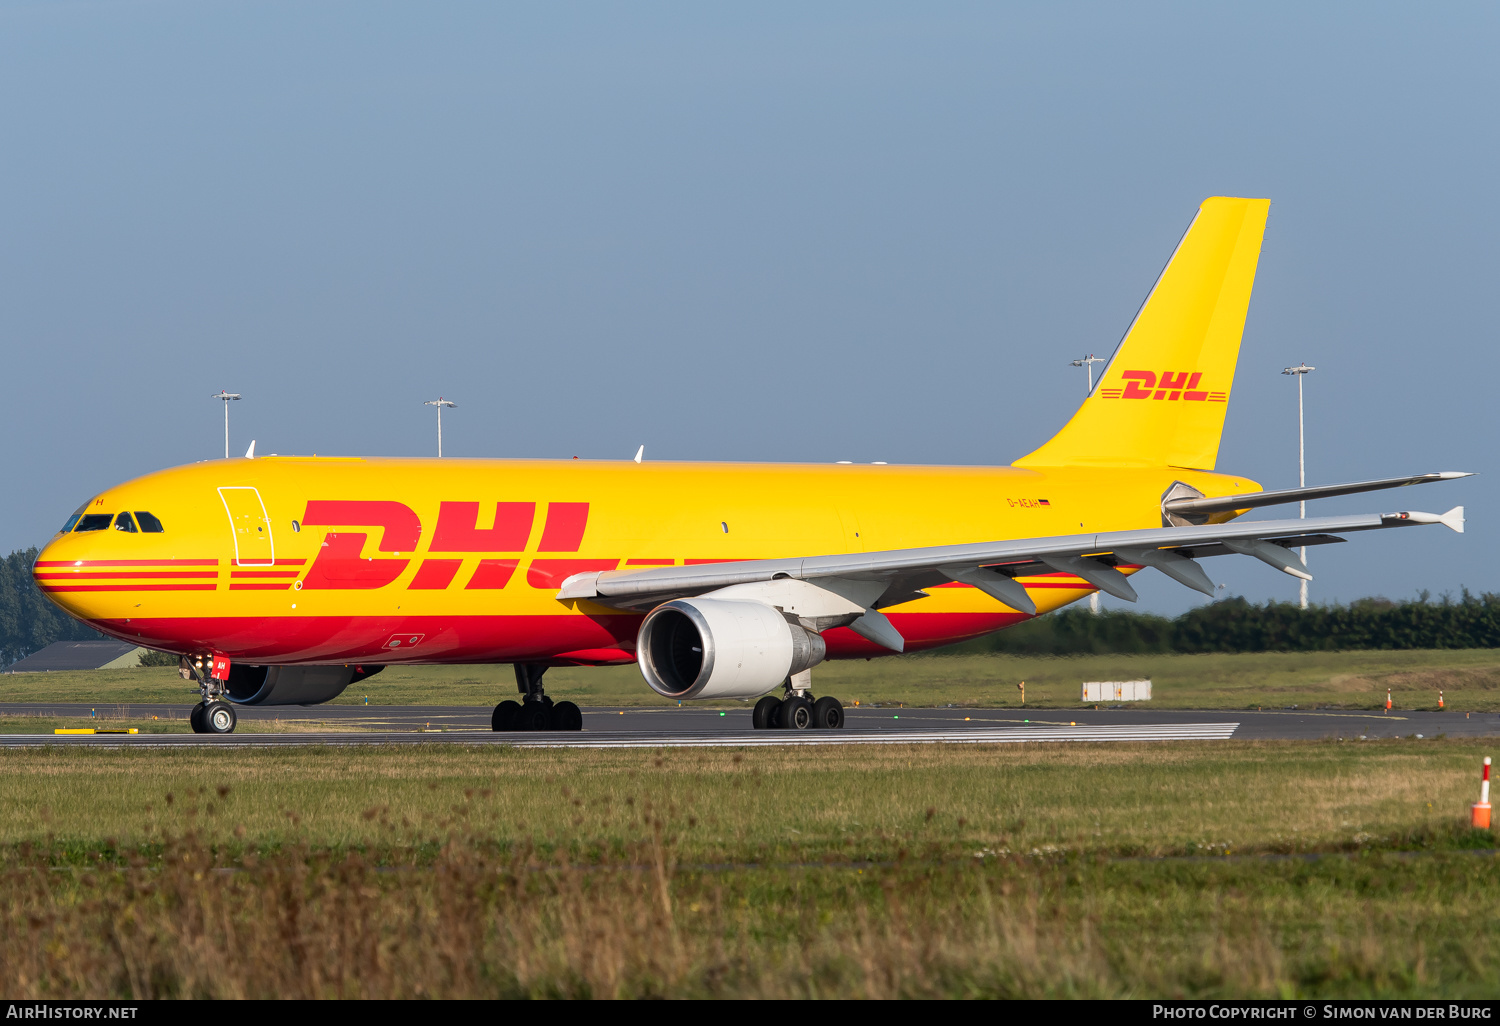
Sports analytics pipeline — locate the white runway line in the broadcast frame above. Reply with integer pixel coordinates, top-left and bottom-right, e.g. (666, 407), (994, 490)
(0, 723), (1238, 749)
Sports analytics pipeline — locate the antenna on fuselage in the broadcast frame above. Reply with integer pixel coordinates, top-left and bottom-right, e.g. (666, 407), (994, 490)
(633, 445), (644, 463)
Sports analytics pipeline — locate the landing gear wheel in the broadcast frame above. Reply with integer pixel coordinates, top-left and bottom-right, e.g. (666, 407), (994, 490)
(516, 701), (552, 731)
(780, 695), (813, 730)
(551, 701), (583, 732)
(203, 701), (236, 734)
(812, 696), (844, 729)
(189, 703), (208, 734)
(752, 696), (780, 730)
(492, 700), (521, 732)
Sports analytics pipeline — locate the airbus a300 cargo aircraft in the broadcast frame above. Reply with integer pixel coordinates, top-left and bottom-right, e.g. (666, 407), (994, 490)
(34, 197), (1469, 734)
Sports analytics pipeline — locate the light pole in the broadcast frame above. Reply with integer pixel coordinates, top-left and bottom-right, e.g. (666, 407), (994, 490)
(1072, 355), (1107, 613)
(423, 397), (456, 457)
(1282, 363), (1316, 609)
(212, 390), (241, 458)
(1071, 354), (1106, 395)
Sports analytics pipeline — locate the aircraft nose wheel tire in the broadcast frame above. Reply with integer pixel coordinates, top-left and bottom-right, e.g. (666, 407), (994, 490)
(780, 695), (813, 730)
(751, 696), (780, 730)
(812, 696), (844, 729)
(197, 701), (236, 734)
(189, 703), (206, 733)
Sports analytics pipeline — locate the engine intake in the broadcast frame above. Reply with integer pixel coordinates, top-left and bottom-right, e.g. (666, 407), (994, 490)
(224, 664), (383, 706)
(637, 598), (825, 701)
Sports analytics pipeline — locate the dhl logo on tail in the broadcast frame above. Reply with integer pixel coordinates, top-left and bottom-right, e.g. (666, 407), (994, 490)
(1096, 371), (1227, 402)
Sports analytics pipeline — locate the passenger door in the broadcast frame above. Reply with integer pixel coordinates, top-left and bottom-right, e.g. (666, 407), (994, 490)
(218, 487), (275, 566)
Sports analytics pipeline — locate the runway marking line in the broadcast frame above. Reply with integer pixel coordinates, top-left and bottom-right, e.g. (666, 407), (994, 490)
(0, 723), (1238, 749)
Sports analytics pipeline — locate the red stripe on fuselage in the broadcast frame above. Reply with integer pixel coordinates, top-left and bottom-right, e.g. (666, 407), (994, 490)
(33, 559), (219, 567)
(34, 571), (218, 580)
(41, 584), (217, 592)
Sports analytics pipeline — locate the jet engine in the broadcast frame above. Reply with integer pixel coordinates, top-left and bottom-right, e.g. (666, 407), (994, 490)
(224, 664), (384, 706)
(637, 597), (826, 701)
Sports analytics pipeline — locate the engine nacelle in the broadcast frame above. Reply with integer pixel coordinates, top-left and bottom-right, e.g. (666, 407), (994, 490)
(224, 664), (383, 706)
(637, 598), (826, 701)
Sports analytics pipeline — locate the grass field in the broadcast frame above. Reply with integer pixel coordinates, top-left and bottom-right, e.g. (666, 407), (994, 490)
(5, 648), (1500, 710)
(0, 738), (1497, 997)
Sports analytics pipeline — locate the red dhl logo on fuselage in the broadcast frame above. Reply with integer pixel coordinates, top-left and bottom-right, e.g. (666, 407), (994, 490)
(296, 500), (618, 592)
(1096, 371), (1227, 402)
(36, 500), (740, 594)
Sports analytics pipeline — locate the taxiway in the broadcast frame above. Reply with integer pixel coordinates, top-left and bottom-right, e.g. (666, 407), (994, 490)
(0, 703), (1492, 747)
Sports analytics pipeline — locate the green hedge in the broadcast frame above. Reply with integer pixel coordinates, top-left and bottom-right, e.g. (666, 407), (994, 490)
(952, 592), (1500, 655)
(1, 547), (104, 666)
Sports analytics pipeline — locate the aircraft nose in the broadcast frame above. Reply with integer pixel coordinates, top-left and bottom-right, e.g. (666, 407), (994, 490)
(31, 531), (97, 616)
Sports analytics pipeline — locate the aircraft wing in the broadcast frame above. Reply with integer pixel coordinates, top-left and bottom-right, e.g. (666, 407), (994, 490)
(557, 506), (1465, 651)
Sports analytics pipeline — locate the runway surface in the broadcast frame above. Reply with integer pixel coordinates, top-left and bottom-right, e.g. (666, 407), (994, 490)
(0, 702), (1494, 748)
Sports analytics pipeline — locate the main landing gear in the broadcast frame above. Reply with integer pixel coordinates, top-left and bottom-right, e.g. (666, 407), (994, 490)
(752, 671), (844, 730)
(181, 655), (238, 734)
(492, 663), (583, 732)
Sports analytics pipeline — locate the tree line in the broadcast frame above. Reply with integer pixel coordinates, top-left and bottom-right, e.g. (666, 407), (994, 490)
(1, 547), (104, 666)
(955, 592), (1500, 655)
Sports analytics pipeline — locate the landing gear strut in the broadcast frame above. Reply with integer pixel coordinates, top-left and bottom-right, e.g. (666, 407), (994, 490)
(492, 663), (582, 732)
(182, 655), (237, 735)
(752, 670), (844, 730)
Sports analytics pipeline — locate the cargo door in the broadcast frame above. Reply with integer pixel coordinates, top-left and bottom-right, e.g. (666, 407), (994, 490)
(219, 486), (275, 566)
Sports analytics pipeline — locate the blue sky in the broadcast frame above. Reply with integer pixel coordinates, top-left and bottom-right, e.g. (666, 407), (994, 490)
(1, 2), (1493, 615)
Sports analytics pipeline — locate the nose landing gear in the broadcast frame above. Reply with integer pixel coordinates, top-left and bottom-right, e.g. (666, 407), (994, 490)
(182, 655), (238, 735)
(190, 701), (237, 734)
(491, 664), (583, 731)
(752, 671), (844, 730)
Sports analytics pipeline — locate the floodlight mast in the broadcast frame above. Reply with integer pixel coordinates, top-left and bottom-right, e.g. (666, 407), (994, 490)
(1282, 363), (1316, 609)
(1072, 355), (1107, 613)
(1070, 354), (1106, 395)
(424, 397), (457, 457)
(212, 391), (241, 459)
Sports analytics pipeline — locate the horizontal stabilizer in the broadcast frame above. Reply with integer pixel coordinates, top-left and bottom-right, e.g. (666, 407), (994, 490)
(1165, 472), (1473, 517)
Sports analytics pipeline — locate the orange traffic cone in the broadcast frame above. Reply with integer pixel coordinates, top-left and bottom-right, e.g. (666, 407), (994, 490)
(1439, 690), (1445, 710)
(1472, 757), (1492, 830)
(1385, 689), (1392, 712)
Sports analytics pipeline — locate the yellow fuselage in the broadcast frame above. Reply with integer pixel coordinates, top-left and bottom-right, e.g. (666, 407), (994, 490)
(34, 456), (1257, 666)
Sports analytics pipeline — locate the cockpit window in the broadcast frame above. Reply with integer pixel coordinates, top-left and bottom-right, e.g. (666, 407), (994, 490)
(61, 514), (83, 533)
(134, 511), (165, 533)
(114, 512), (138, 533)
(75, 514), (113, 532)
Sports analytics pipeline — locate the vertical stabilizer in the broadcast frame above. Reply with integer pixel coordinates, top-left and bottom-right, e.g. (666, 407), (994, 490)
(1014, 196), (1271, 470)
